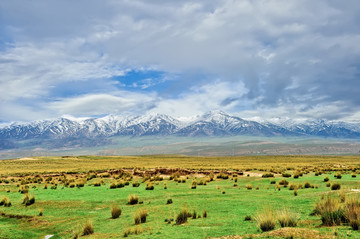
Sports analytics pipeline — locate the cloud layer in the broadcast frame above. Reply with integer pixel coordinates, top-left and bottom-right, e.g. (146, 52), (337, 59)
(1, 0), (360, 122)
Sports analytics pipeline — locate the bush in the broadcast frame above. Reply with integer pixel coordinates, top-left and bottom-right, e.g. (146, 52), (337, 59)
(134, 209), (147, 224)
(132, 181), (140, 187)
(304, 181), (311, 188)
(191, 180), (197, 189)
(282, 172), (291, 178)
(244, 215), (252, 221)
(128, 194), (139, 205)
(331, 183), (341, 190)
(324, 176), (329, 182)
(0, 196), (11, 207)
(314, 196), (344, 226)
(270, 179), (276, 184)
(289, 184), (297, 190)
(111, 204), (122, 219)
(255, 208), (276, 232)
(335, 173), (342, 179)
(352, 174), (357, 178)
(278, 179), (289, 187)
(175, 208), (192, 225)
(38, 208), (43, 216)
(344, 197), (360, 230)
(22, 194), (35, 206)
(277, 208), (298, 227)
(82, 221), (94, 236)
(262, 173), (274, 178)
(145, 182), (154, 190)
(166, 199), (173, 204)
(246, 184), (252, 190)
(294, 190), (298, 196)
(203, 209), (207, 218)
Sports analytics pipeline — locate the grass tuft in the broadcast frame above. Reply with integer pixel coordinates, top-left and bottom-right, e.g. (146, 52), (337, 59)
(111, 204), (122, 219)
(255, 208), (276, 232)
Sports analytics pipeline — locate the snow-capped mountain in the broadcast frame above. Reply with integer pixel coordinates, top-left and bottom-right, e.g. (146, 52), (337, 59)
(1, 111), (360, 149)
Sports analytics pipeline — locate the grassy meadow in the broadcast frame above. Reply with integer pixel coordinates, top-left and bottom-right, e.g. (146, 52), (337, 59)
(1, 155), (360, 238)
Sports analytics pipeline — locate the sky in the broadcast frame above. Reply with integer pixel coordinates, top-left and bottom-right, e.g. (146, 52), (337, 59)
(1, 0), (360, 123)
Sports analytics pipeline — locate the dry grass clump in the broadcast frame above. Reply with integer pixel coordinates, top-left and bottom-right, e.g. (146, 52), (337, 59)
(344, 197), (360, 230)
(132, 180), (140, 187)
(128, 194), (139, 205)
(313, 196), (344, 226)
(123, 226), (143, 237)
(255, 208), (277, 232)
(277, 208), (299, 227)
(176, 208), (191, 225)
(0, 196), (11, 207)
(246, 183), (252, 190)
(134, 209), (148, 224)
(331, 183), (341, 190)
(145, 182), (154, 190)
(22, 194), (35, 206)
(111, 204), (122, 219)
(82, 221), (94, 236)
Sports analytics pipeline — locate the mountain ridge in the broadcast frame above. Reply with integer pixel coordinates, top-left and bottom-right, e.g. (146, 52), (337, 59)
(1, 111), (360, 150)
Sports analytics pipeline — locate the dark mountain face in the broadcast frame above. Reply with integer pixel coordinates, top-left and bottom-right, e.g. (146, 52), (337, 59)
(1, 111), (360, 149)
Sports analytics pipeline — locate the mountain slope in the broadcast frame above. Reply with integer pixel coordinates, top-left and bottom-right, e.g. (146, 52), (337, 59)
(1, 111), (360, 150)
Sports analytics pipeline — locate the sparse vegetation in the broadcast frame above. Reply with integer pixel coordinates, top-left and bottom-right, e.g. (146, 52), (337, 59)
(255, 208), (276, 232)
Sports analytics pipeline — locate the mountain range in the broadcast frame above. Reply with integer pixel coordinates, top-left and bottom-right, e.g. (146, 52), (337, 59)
(1, 111), (360, 150)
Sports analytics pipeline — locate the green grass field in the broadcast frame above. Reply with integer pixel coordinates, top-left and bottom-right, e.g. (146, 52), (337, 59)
(1, 155), (360, 238)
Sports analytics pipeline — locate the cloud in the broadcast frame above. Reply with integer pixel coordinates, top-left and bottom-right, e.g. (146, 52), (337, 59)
(48, 92), (157, 117)
(149, 80), (249, 117)
(1, 0), (360, 122)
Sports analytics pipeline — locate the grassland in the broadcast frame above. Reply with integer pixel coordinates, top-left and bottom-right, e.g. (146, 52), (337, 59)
(1, 155), (360, 238)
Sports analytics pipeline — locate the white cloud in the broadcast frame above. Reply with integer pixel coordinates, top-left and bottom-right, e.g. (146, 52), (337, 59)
(1, 0), (360, 122)
(48, 92), (156, 117)
(149, 80), (249, 117)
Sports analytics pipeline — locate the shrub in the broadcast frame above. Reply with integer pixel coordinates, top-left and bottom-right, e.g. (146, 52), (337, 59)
(110, 182), (117, 189)
(132, 181), (140, 187)
(352, 174), (357, 178)
(145, 182), (154, 190)
(176, 208), (190, 225)
(270, 179), (276, 184)
(191, 180), (197, 189)
(22, 194), (35, 206)
(282, 172), (291, 178)
(335, 173), (342, 179)
(246, 183), (252, 190)
(128, 194), (139, 205)
(244, 215), (252, 221)
(289, 184), (297, 190)
(111, 204), (122, 219)
(203, 209), (207, 218)
(326, 182), (331, 187)
(255, 208), (276, 232)
(304, 181), (311, 188)
(82, 221), (94, 236)
(277, 208), (298, 227)
(166, 199), (173, 204)
(262, 173), (274, 178)
(331, 183), (341, 190)
(0, 196), (11, 207)
(278, 179), (289, 187)
(344, 197), (360, 230)
(314, 196), (344, 226)
(192, 210), (197, 219)
(38, 208), (43, 216)
(294, 190), (298, 196)
(134, 209), (147, 224)
(324, 176), (329, 182)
